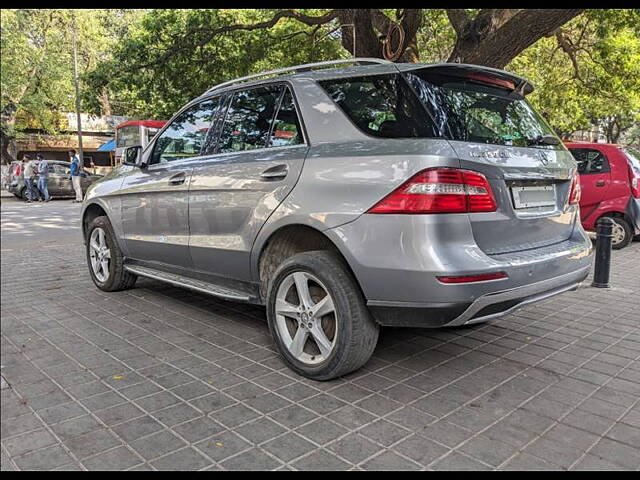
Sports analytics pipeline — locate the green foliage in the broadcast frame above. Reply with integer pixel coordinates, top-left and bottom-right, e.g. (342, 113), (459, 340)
(0, 9), (137, 137)
(3, 8), (638, 146)
(84, 9), (344, 119)
(508, 9), (640, 142)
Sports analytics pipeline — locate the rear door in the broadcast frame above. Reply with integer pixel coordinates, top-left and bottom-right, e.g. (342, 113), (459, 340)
(568, 147), (611, 222)
(120, 98), (219, 269)
(405, 69), (577, 254)
(49, 163), (72, 196)
(188, 84), (308, 282)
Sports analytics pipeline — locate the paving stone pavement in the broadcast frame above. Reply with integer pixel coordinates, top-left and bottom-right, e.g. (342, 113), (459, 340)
(1, 197), (639, 470)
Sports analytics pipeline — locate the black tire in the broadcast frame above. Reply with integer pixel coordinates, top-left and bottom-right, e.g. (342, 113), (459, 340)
(20, 186), (29, 201)
(266, 250), (379, 381)
(86, 215), (137, 291)
(604, 216), (633, 250)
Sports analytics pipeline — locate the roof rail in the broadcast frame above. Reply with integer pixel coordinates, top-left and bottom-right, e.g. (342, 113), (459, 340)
(204, 58), (391, 95)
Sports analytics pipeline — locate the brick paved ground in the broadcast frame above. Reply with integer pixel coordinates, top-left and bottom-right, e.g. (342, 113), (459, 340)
(1, 197), (639, 471)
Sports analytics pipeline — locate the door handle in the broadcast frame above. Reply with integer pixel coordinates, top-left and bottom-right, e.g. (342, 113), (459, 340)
(168, 172), (186, 185)
(260, 164), (288, 180)
(595, 180), (606, 187)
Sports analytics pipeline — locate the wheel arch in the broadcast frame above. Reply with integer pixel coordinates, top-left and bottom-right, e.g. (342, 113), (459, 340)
(255, 223), (363, 303)
(81, 201), (109, 243)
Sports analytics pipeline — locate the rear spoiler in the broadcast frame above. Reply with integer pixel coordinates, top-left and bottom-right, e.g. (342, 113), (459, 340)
(396, 63), (535, 96)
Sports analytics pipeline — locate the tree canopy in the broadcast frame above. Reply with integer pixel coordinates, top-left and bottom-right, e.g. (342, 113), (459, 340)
(2, 8), (638, 163)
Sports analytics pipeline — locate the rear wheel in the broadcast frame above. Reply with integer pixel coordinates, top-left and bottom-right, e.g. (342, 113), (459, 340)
(86, 216), (137, 291)
(605, 216), (633, 250)
(266, 251), (379, 381)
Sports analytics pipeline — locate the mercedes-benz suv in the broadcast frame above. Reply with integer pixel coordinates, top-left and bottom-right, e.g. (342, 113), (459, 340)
(81, 59), (593, 380)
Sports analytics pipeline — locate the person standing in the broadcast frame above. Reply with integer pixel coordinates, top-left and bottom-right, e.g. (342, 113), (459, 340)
(69, 149), (83, 203)
(22, 154), (36, 203)
(36, 154), (50, 202)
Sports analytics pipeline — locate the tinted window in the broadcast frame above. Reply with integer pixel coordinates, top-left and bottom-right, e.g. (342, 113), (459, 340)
(218, 86), (283, 153)
(151, 99), (219, 165)
(405, 70), (557, 147)
(569, 148), (610, 174)
(269, 88), (303, 147)
(319, 74), (437, 138)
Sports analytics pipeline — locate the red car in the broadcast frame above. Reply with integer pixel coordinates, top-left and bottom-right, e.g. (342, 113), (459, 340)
(565, 142), (640, 249)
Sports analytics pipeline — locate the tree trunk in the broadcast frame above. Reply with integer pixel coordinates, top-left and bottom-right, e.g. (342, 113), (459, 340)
(0, 131), (17, 165)
(447, 9), (584, 68)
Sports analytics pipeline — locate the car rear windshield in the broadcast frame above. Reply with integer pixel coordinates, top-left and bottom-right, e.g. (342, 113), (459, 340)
(318, 69), (557, 148)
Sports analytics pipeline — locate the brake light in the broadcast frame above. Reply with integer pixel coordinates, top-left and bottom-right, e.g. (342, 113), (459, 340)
(15, 164), (21, 177)
(628, 162), (640, 199)
(568, 170), (581, 205)
(437, 272), (508, 284)
(467, 73), (515, 91)
(367, 168), (497, 214)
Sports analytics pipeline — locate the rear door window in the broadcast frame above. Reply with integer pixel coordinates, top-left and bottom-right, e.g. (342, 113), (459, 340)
(318, 74), (438, 138)
(217, 86), (283, 153)
(569, 148), (610, 174)
(269, 87), (303, 147)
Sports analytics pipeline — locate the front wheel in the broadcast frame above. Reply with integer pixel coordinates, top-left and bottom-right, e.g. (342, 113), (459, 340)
(266, 251), (379, 381)
(86, 215), (137, 291)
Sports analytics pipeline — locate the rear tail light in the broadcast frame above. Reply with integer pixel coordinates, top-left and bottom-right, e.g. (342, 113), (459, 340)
(568, 170), (581, 205)
(628, 162), (640, 199)
(437, 272), (508, 284)
(15, 164), (21, 177)
(367, 168), (497, 214)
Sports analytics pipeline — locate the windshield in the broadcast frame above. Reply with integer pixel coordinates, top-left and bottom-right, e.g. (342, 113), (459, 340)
(405, 70), (558, 148)
(116, 125), (141, 148)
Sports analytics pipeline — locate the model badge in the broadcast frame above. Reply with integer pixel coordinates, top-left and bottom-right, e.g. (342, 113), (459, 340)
(469, 151), (512, 159)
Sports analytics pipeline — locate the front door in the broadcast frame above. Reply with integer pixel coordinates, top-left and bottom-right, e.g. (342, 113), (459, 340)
(569, 147), (612, 223)
(188, 85), (308, 282)
(120, 98), (219, 269)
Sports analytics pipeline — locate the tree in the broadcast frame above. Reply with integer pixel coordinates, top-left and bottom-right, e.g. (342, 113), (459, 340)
(120, 9), (583, 70)
(87, 9), (585, 120)
(0, 9), (141, 163)
(509, 9), (640, 141)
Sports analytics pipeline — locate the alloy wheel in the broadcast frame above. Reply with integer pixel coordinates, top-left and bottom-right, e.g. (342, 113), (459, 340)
(274, 271), (338, 365)
(89, 227), (111, 283)
(611, 220), (626, 246)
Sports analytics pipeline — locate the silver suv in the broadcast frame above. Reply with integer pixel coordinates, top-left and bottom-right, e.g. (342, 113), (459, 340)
(81, 59), (593, 380)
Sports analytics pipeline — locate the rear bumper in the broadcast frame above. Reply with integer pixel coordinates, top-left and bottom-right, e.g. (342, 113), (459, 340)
(326, 211), (593, 328)
(368, 264), (589, 327)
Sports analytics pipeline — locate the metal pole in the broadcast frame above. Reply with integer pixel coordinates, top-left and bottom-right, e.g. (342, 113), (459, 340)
(72, 12), (84, 172)
(592, 217), (614, 288)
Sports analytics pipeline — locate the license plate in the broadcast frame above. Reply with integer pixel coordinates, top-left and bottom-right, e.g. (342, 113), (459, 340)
(511, 185), (556, 209)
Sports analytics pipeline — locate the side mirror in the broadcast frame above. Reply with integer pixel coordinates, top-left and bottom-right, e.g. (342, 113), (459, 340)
(123, 146), (143, 168)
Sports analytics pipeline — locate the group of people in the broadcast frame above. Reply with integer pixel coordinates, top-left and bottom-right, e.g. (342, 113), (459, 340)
(21, 150), (84, 203)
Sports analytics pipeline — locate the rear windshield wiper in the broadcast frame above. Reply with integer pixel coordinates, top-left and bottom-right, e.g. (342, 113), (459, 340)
(526, 134), (561, 146)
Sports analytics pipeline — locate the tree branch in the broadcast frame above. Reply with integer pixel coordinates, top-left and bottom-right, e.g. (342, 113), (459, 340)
(137, 10), (339, 69)
(446, 9), (470, 36)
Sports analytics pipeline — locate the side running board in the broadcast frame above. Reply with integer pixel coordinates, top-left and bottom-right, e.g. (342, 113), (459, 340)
(124, 265), (251, 302)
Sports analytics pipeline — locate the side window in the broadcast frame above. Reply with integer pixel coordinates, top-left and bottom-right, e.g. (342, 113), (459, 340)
(269, 88), (303, 147)
(217, 86), (283, 154)
(319, 74), (437, 138)
(570, 149), (610, 175)
(151, 99), (219, 165)
(53, 164), (68, 175)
